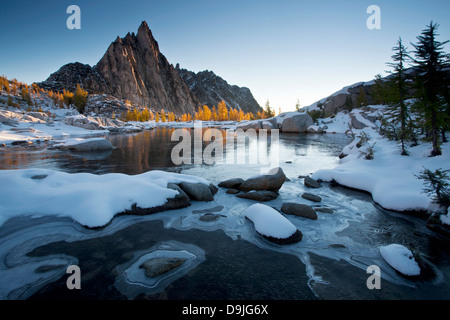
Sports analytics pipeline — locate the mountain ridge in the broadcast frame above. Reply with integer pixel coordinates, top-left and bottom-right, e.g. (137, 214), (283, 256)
(38, 21), (261, 115)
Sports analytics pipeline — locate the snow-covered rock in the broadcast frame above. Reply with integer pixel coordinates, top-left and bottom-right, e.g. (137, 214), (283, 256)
(0, 168), (212, 228)
(380, 244), (421, 277)
(243, 203), (302, 244)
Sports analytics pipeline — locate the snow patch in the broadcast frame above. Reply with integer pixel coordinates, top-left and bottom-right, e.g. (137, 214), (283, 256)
(380, 244), (420, 276)
(243, 203), (297, 239)
(0, 169), (210, 228)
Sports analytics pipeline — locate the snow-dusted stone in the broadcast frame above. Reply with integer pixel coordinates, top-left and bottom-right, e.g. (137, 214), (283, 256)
(239, 167), (287, 192)
(244, 203), (302, 245)
(307, 125), (324, 133)
(58, 137), (113, 151)
(380, 244), (420, 277)
(280, 113), (313, 133)
(281, 203), (318, 220)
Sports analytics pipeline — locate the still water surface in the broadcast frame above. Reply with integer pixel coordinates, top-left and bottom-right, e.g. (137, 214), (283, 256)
(0, 129), (449, 300)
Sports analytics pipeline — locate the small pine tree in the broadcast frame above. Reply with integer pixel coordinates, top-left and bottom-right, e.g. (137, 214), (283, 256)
(356, 87), (368, 108)
(264, 100), (275, 118)
(371, 74), (388, 105)
(295, 99), (301, 112)
(385, 37), (412, 156)
(416, 167), (450, 210)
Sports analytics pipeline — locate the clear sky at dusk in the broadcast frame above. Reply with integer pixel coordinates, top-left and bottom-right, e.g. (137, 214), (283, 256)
(0, 0), (449, 112)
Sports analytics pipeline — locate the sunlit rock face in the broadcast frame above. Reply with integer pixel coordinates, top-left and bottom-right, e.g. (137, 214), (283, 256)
(177, 67), (262, 114)
(39, 21), (200, 116)
(95, 21), (200, 115)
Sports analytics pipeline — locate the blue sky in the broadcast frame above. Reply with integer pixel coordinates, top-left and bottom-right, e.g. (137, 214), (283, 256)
(0, 0), (449, 112)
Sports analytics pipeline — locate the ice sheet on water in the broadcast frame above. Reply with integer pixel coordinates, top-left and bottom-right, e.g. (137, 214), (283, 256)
(114, 241), (205, 299)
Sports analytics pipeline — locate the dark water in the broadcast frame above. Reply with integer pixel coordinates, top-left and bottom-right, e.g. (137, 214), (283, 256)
(0, 128), (449, 300)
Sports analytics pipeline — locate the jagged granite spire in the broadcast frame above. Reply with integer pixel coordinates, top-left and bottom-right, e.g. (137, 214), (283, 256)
(94, 21), (200, 114)
(38, 21), (261, 115)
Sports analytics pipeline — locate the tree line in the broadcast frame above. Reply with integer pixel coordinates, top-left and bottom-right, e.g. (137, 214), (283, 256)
(373, 21), (449, 157)
(120, 99), (277, 123)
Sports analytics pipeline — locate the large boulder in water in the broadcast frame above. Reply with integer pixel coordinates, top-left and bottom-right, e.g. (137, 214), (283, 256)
(239, 167), (287, 192)
(280, 113), (313, 133)
(58, 138), (113, 151)
(178, 182), (215, 201)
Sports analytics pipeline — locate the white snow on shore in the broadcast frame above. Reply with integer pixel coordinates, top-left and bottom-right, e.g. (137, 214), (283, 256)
(313, 128), (449, 213)
(0, 169), (210, 228)
(243, 203), (297, 239)
(380, 244), (421, 276)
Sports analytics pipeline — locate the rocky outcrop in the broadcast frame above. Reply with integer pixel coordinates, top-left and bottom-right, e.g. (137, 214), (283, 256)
(37, 62), (109, 94)
(177, 67), (262, 114)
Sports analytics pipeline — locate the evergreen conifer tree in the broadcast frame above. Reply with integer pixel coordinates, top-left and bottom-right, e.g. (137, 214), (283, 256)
(411, 21), (450, 156)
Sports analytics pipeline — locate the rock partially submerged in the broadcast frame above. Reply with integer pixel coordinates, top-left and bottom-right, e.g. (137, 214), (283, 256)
(139, 257), (187, 278)
(239, 167), (287, 192)
(178, 182), (217, 201)
(301, 193), (322, 202)
(304, 176), (321, 188)
(280, 113), (313, 133)
(281, 203), (318, 220)
(237, 190), (279, 201)
(57, 137), (113, 152)
(218, 178), (244, 189)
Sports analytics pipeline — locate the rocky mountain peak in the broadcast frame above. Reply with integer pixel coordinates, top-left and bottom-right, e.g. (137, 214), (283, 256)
(38, 21), (261, 116)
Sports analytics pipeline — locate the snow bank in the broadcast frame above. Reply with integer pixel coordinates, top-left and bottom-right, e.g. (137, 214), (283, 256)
(380, 244), (420, 276)
(441, 208), (450, 226)
(0, 169), (210, 228)
(313, 130), (450, 212)
(243, 203), (297, 239)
